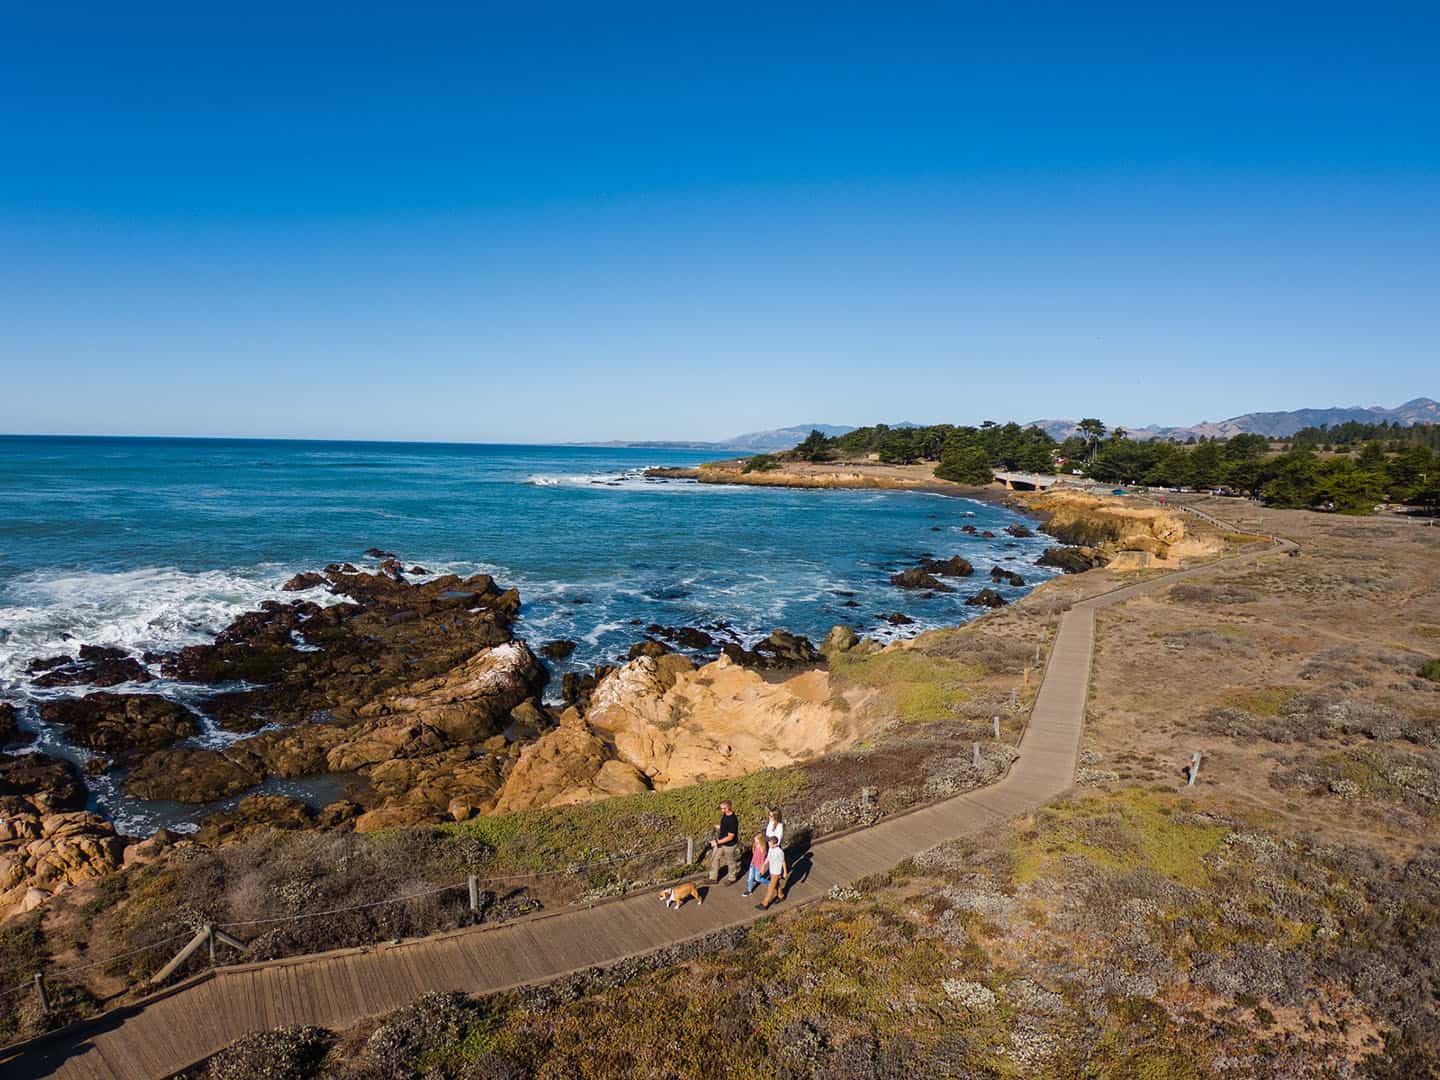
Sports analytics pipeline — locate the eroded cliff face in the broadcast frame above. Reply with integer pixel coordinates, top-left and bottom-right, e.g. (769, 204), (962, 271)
(493, 652), (871, 812)
(1020, 491), (1220, 569)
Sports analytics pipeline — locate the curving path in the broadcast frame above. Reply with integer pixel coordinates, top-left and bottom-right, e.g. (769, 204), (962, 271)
(1, 526), (1293, 1080)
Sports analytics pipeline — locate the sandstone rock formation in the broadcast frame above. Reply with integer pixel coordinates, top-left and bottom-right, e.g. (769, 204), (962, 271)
(1019, 491), (1217, 568)
(494, 652), (869, 812)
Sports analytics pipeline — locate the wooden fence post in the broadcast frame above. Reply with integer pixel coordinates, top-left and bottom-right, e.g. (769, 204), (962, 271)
(972, 742), (981, 768)
(468, 875), (480, 913)
(34, 972), (48, 1013)
(992, 715), (1000, 738)
(1188, 752), (1201, 787)
(1009, 688), (1018, 711)
(685, 836), (694, 865)
(149, 925), (212, 986)
(860, 786), (871, 810)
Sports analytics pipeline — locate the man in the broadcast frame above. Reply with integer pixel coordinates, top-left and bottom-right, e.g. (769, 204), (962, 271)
(758, 835), (788, 909)
(708, 800), (741, 884)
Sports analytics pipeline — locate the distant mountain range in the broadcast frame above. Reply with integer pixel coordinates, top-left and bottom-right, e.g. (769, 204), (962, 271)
(585, 399), (1436, 454)
(578, 423), (860, 453)
(1028, 397), (1439, 443)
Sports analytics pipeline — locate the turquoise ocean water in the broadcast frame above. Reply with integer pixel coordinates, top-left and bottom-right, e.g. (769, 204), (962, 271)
(0, 435), (1056, 834)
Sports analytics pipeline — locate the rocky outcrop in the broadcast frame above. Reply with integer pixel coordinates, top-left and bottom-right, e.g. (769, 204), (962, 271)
(717, 629), (822, 669)
(281, 572), (329, 591)
(1, 811), (126, 921)
(0, 754), (86, 815)
(125, 747), (265, 803)
(1004, 524), (1034, 538)
(1037, 546), (1106, 574)
(824, 625), (859, 653)
(495, 652), (868, 812)
(155, 567), (522, 728)
(889, 568), (954, 592)
(491, 710), (639, 813)
(965, 589), (1008, 609)
(193, 795), (315, 845)
(1019, 491), (1217, 568)
(38, 693), (198, 756)
(990, 567), (1025, 587)
(540, 639), (577, 660)
(31, 646), (154, 689)
(352, 641), (546, 744)
(0, 703), (26, 746)
(916, 556), (974, 577)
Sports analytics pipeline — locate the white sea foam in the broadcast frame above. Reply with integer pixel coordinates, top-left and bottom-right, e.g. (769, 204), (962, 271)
(0, 565), (337, 692)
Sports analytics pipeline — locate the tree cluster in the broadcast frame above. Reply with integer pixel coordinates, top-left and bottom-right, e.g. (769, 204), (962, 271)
(1084, 430), (1440, 514)
(791, 422), (1055, 482)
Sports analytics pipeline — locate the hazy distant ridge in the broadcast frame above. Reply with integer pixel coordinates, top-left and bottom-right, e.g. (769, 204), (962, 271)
(1030, 397), (1438, 442)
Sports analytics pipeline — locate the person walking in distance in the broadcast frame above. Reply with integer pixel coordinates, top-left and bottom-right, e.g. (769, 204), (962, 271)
(757, 835), (788, 910)
(708, 800), (741, 884)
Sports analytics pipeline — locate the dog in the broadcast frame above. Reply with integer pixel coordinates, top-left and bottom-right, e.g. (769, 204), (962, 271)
(660, 883), (703, 909)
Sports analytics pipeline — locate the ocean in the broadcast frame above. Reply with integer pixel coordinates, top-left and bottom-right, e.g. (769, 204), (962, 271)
(0, 435), (1057, 834)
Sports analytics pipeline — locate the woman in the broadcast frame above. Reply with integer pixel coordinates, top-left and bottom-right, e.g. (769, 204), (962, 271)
(765, 807), (784, 848)
(743, 833), (770, 897)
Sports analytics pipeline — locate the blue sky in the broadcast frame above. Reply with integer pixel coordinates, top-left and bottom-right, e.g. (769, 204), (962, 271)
(1, 4), (1435, 442)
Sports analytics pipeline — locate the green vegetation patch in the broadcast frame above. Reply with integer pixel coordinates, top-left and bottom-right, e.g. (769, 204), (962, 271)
(442, 768), (807, 873)
(828, 646), (982, 724)
(1013, 790), (1228, 888)
(1420, 658), (1440, 682)
(1221, 686), (1297, 718)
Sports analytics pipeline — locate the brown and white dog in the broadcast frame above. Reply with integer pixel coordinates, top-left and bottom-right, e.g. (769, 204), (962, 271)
(660, 883), (703, 909)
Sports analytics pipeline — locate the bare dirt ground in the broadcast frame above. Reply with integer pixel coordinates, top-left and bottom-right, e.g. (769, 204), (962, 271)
(1079, 496), (1440, 855)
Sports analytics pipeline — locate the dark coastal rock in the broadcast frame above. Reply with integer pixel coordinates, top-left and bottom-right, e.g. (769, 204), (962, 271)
(645, 625), (716, 650)
(981, 530), (996, 539)
(203, 689), (272, 733)
(377, 557), (406, 581)
(408, 566), (428, 576)
(0, 702), (28, 746)
(364, 548), (397, 559)
(917, 555), (974, 577)
(38, 693), (199, 755)
(561, 665), (616, 711)
(628, 639), (673, 661)
(1004, 523), (1035, 538)
(756, 630), (820, 665)
(281, 572), (329, 592)
(0, 753), (86, 813)
(194, 794), (315, 845)
(889, 568), (954, 592)
(156, 568), (522, 727)
(961, 524), (979, 536)
(125, 747), (265, 803)
(31, 646), (154, 689)
(966, 589), (1008, 609)
(990, 567), (1026, 587)
(540, 639), (577, 661)
(723, 630), (821, 669)
(316, 800), (362, 829)
(880, 612), (915, 625)
(26, 655), (72, 674)
(1038, 546), (1106, 574)
(841, 600), (860, 608)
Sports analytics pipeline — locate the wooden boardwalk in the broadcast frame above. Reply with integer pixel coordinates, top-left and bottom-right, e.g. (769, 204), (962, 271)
(1, 531), (1290, 1079)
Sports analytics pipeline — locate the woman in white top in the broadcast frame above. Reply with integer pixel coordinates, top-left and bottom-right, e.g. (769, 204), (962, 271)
(765, 807), (784, 847)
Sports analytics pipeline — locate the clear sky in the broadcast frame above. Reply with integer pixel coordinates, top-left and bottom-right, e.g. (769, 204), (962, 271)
(1, 4), (1435, 442)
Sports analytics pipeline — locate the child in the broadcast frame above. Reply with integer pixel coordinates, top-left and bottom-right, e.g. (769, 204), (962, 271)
(743, 834), (770, 897)
(758, 836), (789, 910)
